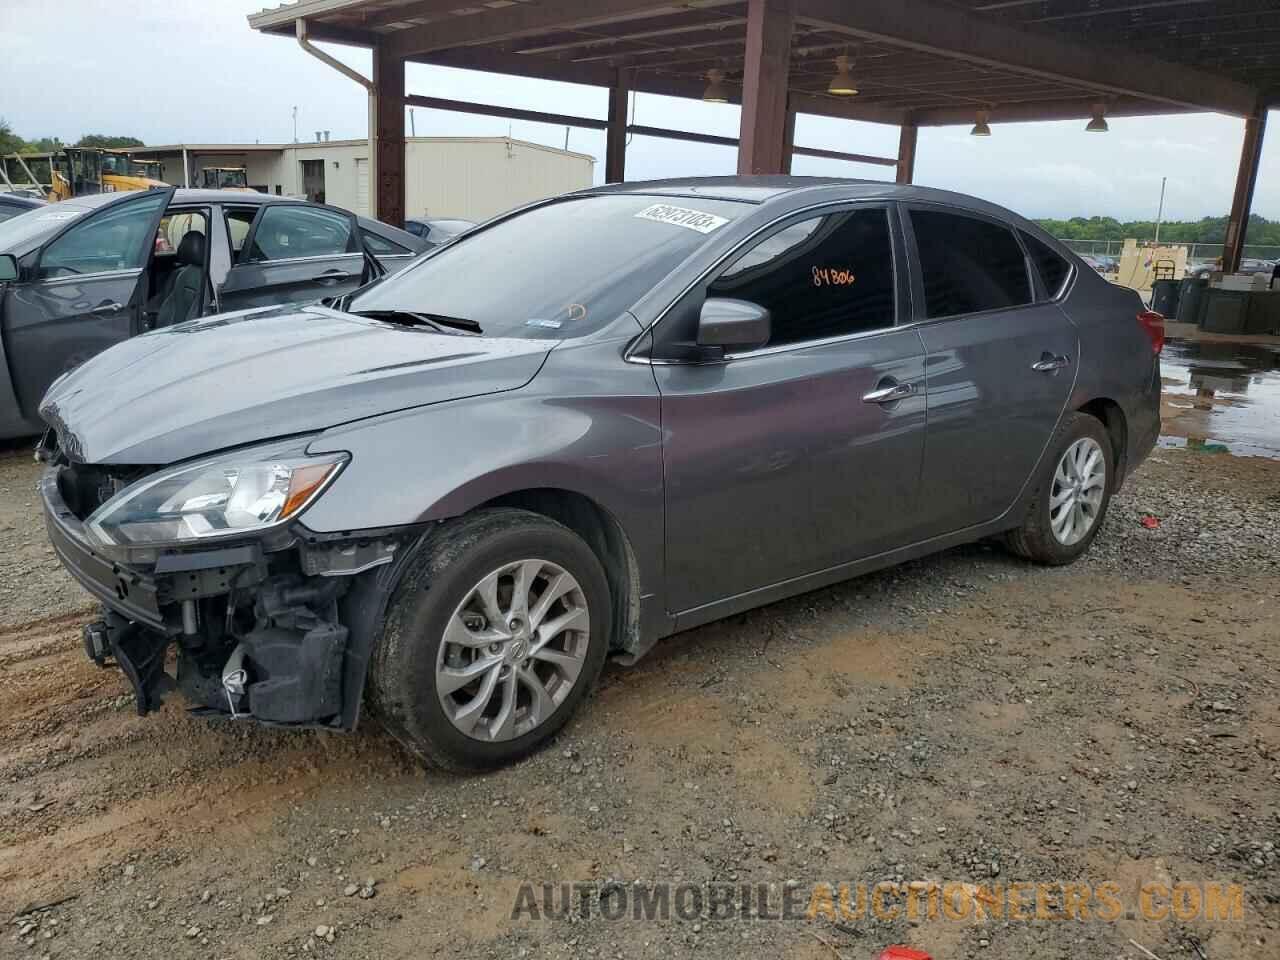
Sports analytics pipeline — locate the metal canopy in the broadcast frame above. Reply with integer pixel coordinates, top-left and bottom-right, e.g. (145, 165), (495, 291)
(248, 0), (1274, 272)
(250, 0), (1268, 123)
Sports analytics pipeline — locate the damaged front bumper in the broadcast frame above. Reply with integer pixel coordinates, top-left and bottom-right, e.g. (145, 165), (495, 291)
(42, 464), (416, 730)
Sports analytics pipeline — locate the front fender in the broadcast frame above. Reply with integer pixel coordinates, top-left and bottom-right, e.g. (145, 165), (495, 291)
(303, 336), (664, 601)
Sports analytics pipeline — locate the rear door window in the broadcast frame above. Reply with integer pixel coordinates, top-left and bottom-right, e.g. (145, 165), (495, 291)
(246, 205), (356, 262)
(707, 207), (896, 348)
(1019, 230), (1073, 300)
(909, 209), (1031, 318)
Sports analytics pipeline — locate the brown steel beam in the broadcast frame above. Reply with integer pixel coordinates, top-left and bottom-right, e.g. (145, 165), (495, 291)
(738, 0), (794, 175)
(913, 95), (1188, 125)
(1224, 109), (1268, 274)
(409, 47), (616, 86)
(374, 47), (406, 227)
(389, 0), (733, 59)
(896, 120), (918, 184)
(794, 0), (1260, 116)
(403, 95), (608, 130)
(606, 69), (630, 182)
(781, 98), (797, 173)
(627, 122), (897, 166)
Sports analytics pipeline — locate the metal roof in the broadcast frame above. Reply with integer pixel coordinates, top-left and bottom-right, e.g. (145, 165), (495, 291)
(249, 0), (1271, 124)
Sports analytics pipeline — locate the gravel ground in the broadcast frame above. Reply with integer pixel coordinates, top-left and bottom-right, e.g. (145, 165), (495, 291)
(1, 442), (1277, 960)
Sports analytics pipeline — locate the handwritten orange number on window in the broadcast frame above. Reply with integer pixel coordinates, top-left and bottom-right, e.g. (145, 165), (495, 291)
(812, 266), (856, 287)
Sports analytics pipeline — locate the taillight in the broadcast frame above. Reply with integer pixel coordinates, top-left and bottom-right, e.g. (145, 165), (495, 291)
(1137, 309), (1164, 355)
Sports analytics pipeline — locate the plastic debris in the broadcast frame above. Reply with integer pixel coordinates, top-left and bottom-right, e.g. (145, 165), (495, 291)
(878, 948), (933, 960)
(1140, 515), (1161, 529)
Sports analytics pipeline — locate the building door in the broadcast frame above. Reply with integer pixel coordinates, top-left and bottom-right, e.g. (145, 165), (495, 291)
(300, 159), (325, 204)
(355, 158), (370, 217)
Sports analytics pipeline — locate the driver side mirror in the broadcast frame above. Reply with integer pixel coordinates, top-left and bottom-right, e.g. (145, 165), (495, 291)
(696, 298), (771, 354)
(0, 254), (17, 283)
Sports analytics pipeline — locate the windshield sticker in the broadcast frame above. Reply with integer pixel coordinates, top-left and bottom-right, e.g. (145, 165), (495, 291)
(526, 318), (563, 329)
(634, 203), (728, 234)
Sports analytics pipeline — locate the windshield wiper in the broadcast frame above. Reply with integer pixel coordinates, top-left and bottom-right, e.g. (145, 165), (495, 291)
(350, 309), (482, 335)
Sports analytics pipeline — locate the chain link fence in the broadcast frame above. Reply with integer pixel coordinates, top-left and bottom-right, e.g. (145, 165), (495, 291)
(1058, 238), (1280, 266)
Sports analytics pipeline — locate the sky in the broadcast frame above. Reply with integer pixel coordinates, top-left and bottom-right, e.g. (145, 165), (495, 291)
(3, 0), (1277, 224)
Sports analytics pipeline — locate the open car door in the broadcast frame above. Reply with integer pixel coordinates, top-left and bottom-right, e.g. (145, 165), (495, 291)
(3, 187), (174, 421)
(218, 202), (370, 311)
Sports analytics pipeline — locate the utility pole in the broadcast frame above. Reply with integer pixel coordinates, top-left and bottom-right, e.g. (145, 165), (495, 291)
(292, 106), (298, 143)
(1154, 176), (1167, 246)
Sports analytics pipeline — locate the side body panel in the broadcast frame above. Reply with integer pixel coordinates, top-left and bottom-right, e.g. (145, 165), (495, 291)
(1060, 270), (1162, 480)
(303, 333), (670, 642)
(654, 329), (927, 614)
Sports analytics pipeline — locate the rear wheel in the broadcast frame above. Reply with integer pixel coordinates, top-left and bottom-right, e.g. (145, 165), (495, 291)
(1005, 412), (1113, 565)
(369, 509), (610, 771)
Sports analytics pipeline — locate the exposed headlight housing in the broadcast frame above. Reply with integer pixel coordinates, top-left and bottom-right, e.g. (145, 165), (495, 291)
(85, 446), (348, 548)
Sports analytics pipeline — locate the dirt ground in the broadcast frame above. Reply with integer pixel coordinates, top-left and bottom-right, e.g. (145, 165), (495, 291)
(2, 440), (1278, 960)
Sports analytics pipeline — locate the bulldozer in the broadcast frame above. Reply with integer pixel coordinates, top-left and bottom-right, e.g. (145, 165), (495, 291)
(199, 166), (254, 191)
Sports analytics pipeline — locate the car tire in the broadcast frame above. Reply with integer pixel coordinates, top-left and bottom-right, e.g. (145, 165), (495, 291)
(369, 508), (611, 771)
(1004, 412), (1114, 566)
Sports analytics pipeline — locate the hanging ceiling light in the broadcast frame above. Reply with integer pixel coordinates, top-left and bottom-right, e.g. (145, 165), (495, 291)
(1086, 102), (1109, 133)
(828, 55), (858, 96)
(703, 68), (729, 103)
(970, 109), (992, 137)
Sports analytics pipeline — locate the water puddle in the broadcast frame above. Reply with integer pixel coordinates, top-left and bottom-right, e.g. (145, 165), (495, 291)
(1159, 338), (1280, 458)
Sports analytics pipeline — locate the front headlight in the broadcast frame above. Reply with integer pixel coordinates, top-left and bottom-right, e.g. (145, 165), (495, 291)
(85, 446), (348, 548)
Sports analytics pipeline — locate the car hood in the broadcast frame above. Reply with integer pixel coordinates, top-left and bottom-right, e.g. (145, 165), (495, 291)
(40, 305), (553, 464)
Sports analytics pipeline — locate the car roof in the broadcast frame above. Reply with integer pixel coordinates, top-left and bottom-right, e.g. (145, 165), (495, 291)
(580, 175), (1060, 245)
(0, 193), (45, 208)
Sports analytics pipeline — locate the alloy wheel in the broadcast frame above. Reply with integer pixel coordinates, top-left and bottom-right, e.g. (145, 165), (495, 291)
(1049, 437), (1107, 546)
(435, 559), (590, 742)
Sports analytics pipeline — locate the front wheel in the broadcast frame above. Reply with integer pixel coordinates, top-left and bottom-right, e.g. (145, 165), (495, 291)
(369, 509), (611, 771)
(1005, 412), (1114, 566)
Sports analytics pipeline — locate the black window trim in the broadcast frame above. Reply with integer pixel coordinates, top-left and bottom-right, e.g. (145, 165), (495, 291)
(898, 200), (1042, 325)
(634, 198), (913, 366)
(1017, 227), (1078, 304)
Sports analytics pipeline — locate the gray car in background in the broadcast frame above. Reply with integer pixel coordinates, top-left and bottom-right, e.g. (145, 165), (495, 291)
(37, 177), (1162, 770)
(0, 188), (424, 438)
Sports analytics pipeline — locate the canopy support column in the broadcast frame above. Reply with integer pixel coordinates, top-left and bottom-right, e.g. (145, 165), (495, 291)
(737, 0), (794, 175)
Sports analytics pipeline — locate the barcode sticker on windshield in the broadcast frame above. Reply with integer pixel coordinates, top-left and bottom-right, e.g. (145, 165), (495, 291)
(634, 203), (728, 234)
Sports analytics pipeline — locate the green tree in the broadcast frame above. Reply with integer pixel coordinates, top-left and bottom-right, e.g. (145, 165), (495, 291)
(75, 134), (144, 149)
(0, 117), (26, 155)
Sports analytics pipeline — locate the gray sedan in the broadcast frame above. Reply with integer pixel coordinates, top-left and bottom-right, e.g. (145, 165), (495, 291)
(0, 188), (423, 438)
(38, 177), (1161, 771)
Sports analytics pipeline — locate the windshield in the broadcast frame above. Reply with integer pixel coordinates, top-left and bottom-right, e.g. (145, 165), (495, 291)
(0, 203), (91, 254)
(350, 194), (747, 338)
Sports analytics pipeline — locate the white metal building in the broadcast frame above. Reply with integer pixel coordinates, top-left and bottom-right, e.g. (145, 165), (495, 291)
(127, 137), (595, 221)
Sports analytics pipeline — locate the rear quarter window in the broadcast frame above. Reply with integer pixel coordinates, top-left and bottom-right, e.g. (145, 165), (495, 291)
(1019, 230), (1073, 300)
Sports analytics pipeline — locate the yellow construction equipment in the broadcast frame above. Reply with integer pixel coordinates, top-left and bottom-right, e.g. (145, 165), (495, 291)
(1, 147), (168, 201)
(200, 166), (252, 190)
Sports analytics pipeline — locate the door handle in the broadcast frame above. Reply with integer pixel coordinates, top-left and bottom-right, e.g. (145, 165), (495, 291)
(861, 381), (916, 404)
(90, 301), (124, 315)
(1032, 353), (1071, 372)
(313, 271), (353, 284)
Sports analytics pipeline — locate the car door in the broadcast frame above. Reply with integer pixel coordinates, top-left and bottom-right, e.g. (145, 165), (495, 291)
(902, 205), (1079, 536)
(2, 186), (173, 419)
(217, 202), (367, 311)
(358, 224), (419, 276)
(650, 204), (926, 615)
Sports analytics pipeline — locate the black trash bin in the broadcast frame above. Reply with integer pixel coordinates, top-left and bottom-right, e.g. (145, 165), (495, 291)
(1176, 277), (1208, 325)
(1151, 278), (1181, 317)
